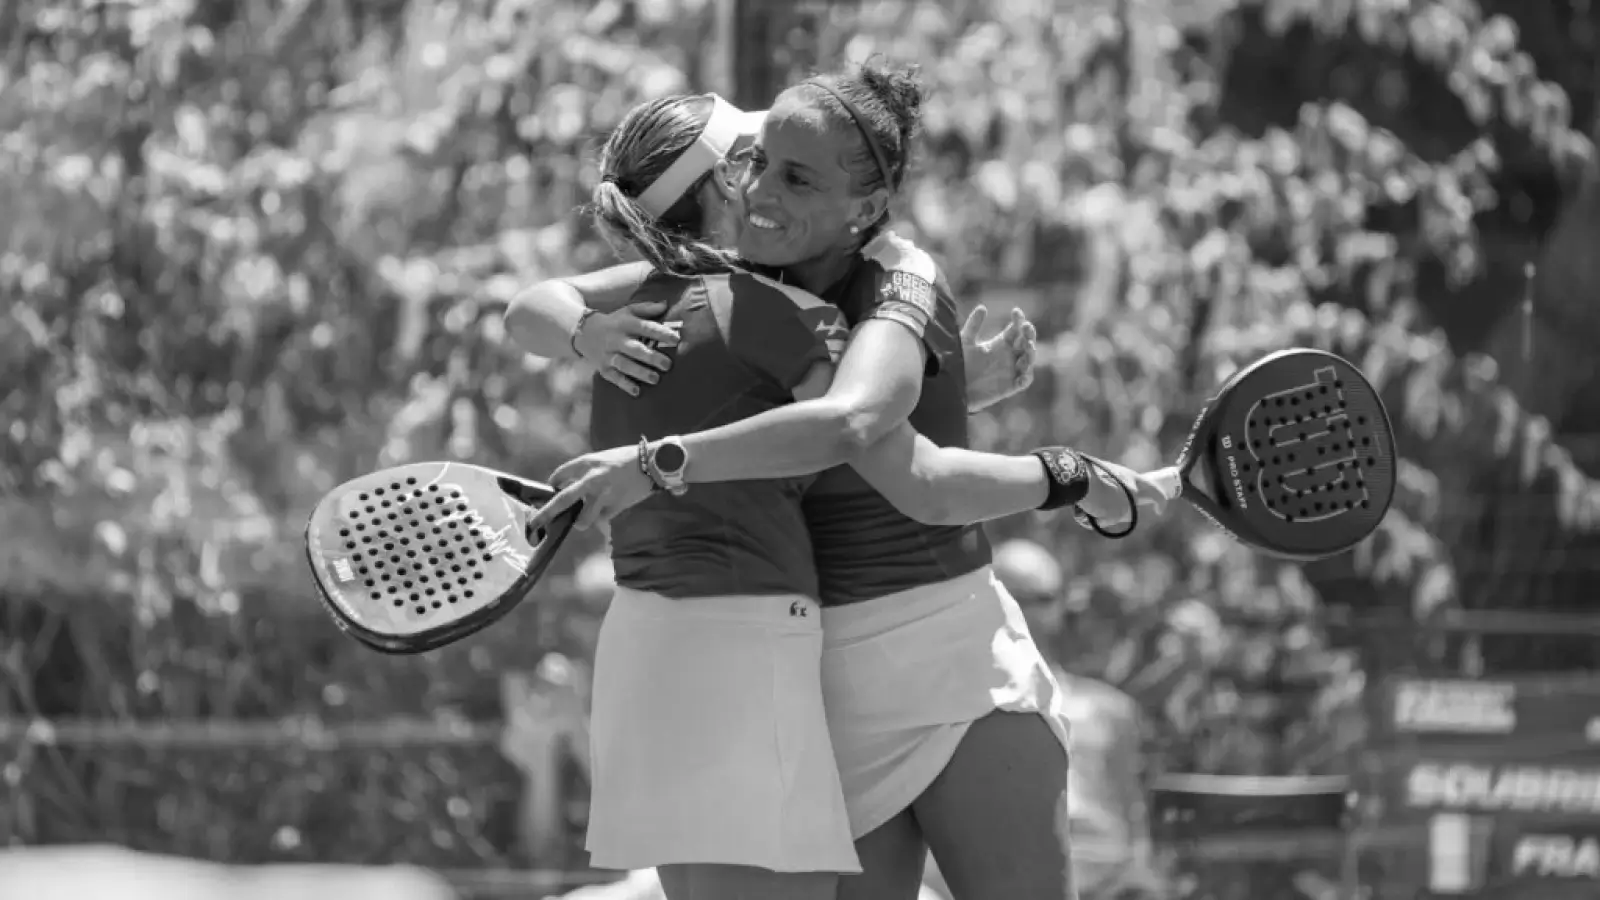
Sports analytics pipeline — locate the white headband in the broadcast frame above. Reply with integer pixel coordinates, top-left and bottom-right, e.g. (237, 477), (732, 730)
(636, 94), (766, 219)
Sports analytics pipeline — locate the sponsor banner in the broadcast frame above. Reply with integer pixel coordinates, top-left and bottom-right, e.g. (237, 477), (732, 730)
(1400, 814), (1600, 897)
(1396, 760), (1600, 817)
(1377, 763), (1600, 897)
(1494, 823), (1600, 883)
(1382, 676), (1600, 744)
(1423, 812), (1494, 895)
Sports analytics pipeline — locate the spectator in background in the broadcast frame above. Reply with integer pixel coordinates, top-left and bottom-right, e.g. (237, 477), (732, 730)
(990, 539), (1163, 900)
(500, 653), (593, 872)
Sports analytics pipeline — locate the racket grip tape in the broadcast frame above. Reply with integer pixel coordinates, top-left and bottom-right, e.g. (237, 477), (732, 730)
(1147, 466), (1183, 502)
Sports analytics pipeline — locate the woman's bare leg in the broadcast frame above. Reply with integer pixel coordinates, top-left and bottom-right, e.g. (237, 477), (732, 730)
(657, 865), (838, 900)
(912, 711), (1076, 900)
(835, 809), (927, 900)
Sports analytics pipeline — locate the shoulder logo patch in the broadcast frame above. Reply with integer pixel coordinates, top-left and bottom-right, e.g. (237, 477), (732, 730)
(883, 270), (935, 319)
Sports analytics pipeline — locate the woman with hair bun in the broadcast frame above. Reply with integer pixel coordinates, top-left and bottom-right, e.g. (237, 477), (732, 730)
(515, 60), (1174, 900)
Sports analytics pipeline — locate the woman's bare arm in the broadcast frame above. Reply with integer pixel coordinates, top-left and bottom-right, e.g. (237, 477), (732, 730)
(678, 318), (928, 481)
(785, 365), (1146, 528)
(778, 363), (1042, 524)
(503, 262), (656, 361)
(849, 424), (1051, 525)
(688, 339), (1126, 525)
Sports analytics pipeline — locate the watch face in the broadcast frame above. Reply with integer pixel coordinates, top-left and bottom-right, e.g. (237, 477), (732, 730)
(654, 441), (687, 473)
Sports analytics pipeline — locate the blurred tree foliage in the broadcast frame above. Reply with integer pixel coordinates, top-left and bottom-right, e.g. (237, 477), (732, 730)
(3, 0), (1600, 888)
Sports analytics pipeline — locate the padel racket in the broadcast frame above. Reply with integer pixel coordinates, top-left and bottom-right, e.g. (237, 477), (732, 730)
(305, 462), (580, 654)
(1154, 348), (1396, 560)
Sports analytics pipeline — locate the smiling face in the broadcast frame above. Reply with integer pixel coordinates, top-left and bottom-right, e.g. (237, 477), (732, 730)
(735, 89), (885, 271)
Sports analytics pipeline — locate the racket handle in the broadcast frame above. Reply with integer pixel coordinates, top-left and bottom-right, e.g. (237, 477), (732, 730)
(496, 475), (557, 505)
(1146, 466), (1183, 503)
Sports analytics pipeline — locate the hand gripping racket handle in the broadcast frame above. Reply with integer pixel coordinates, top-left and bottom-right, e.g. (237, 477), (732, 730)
(496, 474), (556, 506)
(495, 474), (581, 557)
(1146, 466), (1185, 505)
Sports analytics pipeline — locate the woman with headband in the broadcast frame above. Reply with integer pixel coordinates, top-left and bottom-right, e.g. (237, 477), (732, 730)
(512, 91), (859, 900)
(508, 89), (1111, 900)
(521, 59), (1176, 900)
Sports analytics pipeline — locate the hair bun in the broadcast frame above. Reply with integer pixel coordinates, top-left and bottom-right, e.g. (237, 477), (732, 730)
(855, 59), (925, 143)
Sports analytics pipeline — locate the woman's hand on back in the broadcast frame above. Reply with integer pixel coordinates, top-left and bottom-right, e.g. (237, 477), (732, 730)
(572, 300), (681, 396)
(961, 305), (1037, 413)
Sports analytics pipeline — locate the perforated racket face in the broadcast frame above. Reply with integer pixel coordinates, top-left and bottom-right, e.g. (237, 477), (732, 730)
(1181, 349), (1397, 560)
(304, 462), (577, 653)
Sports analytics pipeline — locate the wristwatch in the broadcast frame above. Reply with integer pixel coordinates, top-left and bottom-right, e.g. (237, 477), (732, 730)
(646, 436), (690, 496)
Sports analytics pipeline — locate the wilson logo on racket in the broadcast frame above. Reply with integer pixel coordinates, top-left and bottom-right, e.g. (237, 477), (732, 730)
(1158, 348), (1396, 561)
(1237, 365), (1369, 524)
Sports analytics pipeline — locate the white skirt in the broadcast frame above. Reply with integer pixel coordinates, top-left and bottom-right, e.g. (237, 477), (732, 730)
(585, 588), (860, 874)
(820, 565), (1073, 838)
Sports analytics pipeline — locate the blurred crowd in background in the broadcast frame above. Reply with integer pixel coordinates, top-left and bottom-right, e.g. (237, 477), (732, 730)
(5, 0), (1600, 897)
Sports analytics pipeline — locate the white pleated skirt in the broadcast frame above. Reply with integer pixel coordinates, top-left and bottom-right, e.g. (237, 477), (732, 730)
(820, 565), (1073, 838)
(585, 588), (860, 874)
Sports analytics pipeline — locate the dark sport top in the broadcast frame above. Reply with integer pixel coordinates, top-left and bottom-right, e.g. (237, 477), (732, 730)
(591, 269), (847, 599)
(801, 232), (994, 607)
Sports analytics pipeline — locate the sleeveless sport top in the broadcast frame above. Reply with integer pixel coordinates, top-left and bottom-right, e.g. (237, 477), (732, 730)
(800, 233), (994, 607)
(590, 270), (848, 599)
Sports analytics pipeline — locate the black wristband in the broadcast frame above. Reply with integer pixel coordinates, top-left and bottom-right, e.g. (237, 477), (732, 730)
(1032, 447), (1091, 511)
(1073, 456), (1138, 539)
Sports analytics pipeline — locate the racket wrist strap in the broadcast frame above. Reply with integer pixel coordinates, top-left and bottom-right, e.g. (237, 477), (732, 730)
(1032, 447), (1091, 511)
(1073, 456), (1137, 540)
